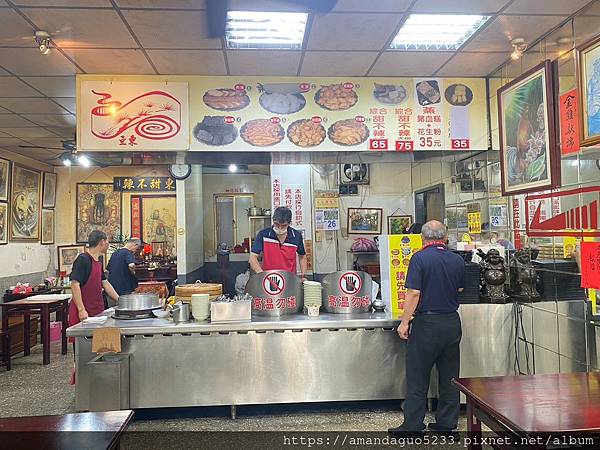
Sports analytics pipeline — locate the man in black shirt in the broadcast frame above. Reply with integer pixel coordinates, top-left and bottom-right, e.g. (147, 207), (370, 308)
(389, 220), (466, 436)
(107, 238), (141, 296)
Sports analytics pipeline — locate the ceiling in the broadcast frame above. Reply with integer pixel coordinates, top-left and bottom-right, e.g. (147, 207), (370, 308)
(0, 0), (598, 164)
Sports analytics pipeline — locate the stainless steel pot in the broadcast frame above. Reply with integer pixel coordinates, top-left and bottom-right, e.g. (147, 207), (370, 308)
(172, 303), (191, 323)
(245, 270), (304, 317)
(247, 206), (263, 216)
(263, 209), (272, 216)
(321, 271), (373, 314)
(116, 293), (160, 311)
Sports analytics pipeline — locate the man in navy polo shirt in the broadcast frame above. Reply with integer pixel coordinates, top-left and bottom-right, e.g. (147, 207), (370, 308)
(249, 207), (307, 280)
(389, 220), (466, 436)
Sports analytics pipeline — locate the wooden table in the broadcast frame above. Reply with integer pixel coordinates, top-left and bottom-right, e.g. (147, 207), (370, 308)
(453, 373), (600, 450)
(0, 410), (134, 450)
(1, 295), (70, 367)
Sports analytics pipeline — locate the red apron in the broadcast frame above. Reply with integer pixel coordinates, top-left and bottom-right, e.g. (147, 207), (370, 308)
(68, 256), (105, 327)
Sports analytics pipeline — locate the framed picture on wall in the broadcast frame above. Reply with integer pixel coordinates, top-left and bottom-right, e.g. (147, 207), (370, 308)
(347, 208), (383, 235)
(0, 158), (9, 202)
(387, 215), (413, 235)
(0, 202), (7, 245)
(577, 34), (600, 147)
(76, 183), (122, 243)
(42, 172), (57, 208)
(497, 60), (560, 195)
(10, 164), (41, 241)
(41, 209), (55, 244)
(57, 244), (85, 274)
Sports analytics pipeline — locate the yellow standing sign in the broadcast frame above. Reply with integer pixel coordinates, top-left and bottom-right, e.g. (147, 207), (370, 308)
(388, 234), (423, 316)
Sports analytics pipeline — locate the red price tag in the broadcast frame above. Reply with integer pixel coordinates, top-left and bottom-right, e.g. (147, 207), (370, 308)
(270, 117), (281, 124)
(343, 82), (354, 90)
(355, 115), (365, 123)
(451, 139), (470, 150)
(311, 116), (322, 124)
(299, 82), (310, 92)
(395, 140), (414, 152)
(234, 84), (246, 92)
(369, 139), (388, 150)
(224, 116), (235, 124)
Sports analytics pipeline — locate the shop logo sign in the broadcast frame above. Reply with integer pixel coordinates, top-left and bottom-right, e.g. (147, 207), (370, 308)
(263, 273), (285, 296)
(526, 186), (600, 237)
(339, 271), (362, 295)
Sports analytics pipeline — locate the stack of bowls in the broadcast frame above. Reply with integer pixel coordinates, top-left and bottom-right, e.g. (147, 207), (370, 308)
(303, 281), (323, 307)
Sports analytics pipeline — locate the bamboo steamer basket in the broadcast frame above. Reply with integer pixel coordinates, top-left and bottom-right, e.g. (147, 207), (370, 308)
(175, 282), (223, 303)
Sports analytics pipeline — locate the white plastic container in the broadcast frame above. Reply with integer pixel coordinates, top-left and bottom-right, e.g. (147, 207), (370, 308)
(191, 293), (210, 321)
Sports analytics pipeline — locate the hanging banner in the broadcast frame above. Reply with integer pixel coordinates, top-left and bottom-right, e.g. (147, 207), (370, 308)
(559, 89), (580, 155)
(131, 197), (141, 238)
(78, 81), (189, 151)
(581, 241), (600, 289)
(388, 234), (423, 316)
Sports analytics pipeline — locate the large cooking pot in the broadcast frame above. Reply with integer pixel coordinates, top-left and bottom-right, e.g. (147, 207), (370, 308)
(321, 271), (373, 314)
(116, 293), (160, 311)
(245, 270), (303, 316)
(247, 206), (263, 216)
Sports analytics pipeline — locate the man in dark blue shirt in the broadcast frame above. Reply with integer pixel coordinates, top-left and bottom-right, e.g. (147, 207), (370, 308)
(389, 220), (465, 436)
(107, 238), (141, 296)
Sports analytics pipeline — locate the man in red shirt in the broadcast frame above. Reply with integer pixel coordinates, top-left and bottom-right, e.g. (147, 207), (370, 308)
(249, 207), (307, 280)
(69, 230), (120, 326)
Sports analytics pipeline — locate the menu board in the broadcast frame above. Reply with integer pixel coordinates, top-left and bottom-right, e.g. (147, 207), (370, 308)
(77, 75), (487, 152)
(188, 76), (487, 152)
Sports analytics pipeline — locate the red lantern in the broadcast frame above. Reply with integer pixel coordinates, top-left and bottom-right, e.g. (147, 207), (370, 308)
(143, 244), (153, 255)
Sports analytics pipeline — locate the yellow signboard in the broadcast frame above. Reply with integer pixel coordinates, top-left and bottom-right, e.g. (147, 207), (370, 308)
(389, 234), (423, 317)
(77, 75), (488, 153)
(467, 212), (482, 234)
(314, 190), (340, 209)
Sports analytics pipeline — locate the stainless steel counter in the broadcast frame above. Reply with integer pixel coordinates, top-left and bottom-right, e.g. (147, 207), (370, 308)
(67, 310), (397, 336)
(70, 304), (516, 411)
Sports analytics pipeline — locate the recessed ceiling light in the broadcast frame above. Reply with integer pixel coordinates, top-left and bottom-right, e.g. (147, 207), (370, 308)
(389, 14), (490, 51)
(228, 164), (238, 173)
(225, 11), (308, 50)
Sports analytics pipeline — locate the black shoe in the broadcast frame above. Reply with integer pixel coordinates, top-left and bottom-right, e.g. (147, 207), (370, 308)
(388, 426), (424, 438)
(428, 423), (460, 438)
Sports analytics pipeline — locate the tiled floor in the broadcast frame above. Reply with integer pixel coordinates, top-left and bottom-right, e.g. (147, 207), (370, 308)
(0, 343), (468, 434)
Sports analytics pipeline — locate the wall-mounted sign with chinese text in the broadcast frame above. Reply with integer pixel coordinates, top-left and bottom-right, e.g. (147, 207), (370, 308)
(113, 177), (176, 192)
(78, 81), (189, 151)
(581, 242), (600, 289)
(559, 89), (581, 155)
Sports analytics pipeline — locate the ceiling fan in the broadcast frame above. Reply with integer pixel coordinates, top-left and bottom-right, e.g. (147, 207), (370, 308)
(18, 139), (118, 167)
(206, 0), (338, 37)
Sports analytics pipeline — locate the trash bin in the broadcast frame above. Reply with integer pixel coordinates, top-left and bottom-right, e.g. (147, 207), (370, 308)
(87, 353), (130, 411)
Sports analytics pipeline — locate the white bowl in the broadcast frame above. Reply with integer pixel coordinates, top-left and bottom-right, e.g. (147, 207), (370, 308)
(152, 309), (170, 319)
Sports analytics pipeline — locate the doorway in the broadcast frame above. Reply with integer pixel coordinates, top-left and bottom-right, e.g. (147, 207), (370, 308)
(414, 183), (445, 224)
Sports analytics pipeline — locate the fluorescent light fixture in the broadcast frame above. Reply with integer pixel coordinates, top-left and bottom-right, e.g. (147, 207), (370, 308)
(389, 14), (490, 51)
(226, 11), (308, 49)
(228, 164), (238, 173)
(77, 154), (91, 167)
